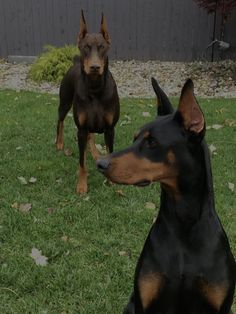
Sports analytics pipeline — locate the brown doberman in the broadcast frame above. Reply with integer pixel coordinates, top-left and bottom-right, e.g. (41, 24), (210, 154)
(55, 10), (120, 194)
(97, 79), (235, 313)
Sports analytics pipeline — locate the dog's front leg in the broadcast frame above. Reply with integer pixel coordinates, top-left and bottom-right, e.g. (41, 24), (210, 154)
(104, 127), (115, 154)
(76, 129), (88, 194)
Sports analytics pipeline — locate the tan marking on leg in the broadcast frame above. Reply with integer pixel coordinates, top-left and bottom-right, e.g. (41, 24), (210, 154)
(88, 133), (100, 161)
(105, 112), (114, 126)
(78, 112), (87, 126)
(198, 280), (228, 311)
(139, 273), (164, 310)
(76, 165), (88, 194)
(56, 121), (64, 150)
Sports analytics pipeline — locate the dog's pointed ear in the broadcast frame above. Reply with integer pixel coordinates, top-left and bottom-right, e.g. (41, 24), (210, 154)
(151, 77), (174, 116)
(177, 79), (205, 134)
(78, 10), (87, 46)
(101, 13), (111, 45)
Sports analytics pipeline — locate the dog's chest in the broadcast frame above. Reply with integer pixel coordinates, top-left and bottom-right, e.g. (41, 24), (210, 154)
(75, 101), (114, 133)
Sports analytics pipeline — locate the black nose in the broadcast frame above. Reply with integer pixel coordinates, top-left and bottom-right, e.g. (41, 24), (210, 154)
(90, 65), (101, 71)
(97, 158), (110, 172)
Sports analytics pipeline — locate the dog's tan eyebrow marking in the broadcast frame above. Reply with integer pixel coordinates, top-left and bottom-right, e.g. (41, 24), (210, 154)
(143, 131), (150, 139)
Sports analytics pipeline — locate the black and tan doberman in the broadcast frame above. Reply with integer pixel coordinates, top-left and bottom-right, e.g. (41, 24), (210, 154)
(97, 79), (235, 313)
(56, 10), (119, 194)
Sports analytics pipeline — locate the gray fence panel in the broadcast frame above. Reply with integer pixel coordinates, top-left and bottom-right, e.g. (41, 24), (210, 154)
(0, 0), (235, 61)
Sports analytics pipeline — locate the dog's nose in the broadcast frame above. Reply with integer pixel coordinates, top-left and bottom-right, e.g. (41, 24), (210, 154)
(90, 64), (101, 71)
(97, 158), (110, 172)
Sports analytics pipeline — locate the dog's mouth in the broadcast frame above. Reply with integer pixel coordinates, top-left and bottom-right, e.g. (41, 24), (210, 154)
(134, 180), (151, 187)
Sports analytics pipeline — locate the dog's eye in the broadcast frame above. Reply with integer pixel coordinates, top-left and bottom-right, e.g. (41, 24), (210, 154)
(147, 137), (158, 149)
(98, 44), (105, 50)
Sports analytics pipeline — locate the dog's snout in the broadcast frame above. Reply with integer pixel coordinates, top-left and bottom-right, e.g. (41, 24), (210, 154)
(90, 64), (101, 71)
(97, 158), (110, 172)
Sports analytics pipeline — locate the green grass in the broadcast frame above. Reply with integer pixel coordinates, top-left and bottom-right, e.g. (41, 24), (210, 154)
(0, 90), (235, 313)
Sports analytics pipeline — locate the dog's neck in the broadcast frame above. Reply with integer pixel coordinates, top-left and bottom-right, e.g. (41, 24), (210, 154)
(159, 141), (216, 229)
(81, 57), (109, 95)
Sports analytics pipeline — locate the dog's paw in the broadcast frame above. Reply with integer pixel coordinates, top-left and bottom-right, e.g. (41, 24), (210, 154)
(76, 182), (88, 194)
(56, 143), (64, 151)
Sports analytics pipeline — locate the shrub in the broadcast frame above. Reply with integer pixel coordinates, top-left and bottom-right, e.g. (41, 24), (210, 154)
(29, 45), (79, 83)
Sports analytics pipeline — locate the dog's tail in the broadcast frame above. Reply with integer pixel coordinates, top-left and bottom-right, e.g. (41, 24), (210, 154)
(151, 77), (174, 116)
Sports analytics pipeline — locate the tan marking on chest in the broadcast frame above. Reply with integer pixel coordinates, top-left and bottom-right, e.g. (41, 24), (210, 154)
(78, 112), (87, 126)
(199, 280), (228, 310)
(105, 112), (114, 126)
(139, 273), (164, 309)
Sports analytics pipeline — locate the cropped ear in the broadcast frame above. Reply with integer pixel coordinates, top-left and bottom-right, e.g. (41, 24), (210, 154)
(151, 77), (174, 116)
(177, 79), (205, 134)
(78, 10), (87, 46)
(101, 13), (111, 45)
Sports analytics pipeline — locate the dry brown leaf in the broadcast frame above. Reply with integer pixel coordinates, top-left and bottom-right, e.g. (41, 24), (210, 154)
(145, 202), (156, 210)
(224, 119), (236, 127)
(47, 207), (56, 214)
(209, 144), (217, 155)
(116, 189), (126, 197)
(142, 111), (151, 117)
(64, 148), (73, 156)
(30, 248), (48, 266)
(17, 176), (28, 185)
(29, 177), (37, 184)
(228, 182), (234, 192)
(19, 203), (32, 213)
(95, 144), (106, 154)
(61, 235), (69, 242)
(119, 251), (130, 257)
(11, 202), (19, 209)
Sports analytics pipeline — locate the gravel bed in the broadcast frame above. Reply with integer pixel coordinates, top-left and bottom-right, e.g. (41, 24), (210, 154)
(0, 60), (236, 98)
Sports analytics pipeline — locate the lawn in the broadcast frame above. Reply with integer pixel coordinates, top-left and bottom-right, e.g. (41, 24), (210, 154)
(0, 90), (235, 313)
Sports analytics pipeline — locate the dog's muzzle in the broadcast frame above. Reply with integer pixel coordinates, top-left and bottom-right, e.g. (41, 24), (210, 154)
(97, 158), (110, 173)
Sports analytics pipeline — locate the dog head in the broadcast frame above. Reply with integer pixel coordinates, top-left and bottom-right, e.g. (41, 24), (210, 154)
(77, 10), (110, 77)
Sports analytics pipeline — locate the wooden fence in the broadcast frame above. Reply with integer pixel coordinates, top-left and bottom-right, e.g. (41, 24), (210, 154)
(0, 0), (235, 61)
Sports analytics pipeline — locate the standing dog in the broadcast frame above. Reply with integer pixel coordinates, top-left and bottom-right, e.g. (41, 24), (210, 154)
(97, 79), (235, 313)
(56, 10), (119, 194)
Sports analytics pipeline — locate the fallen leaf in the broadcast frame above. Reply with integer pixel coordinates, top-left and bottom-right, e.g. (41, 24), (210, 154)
(29, 177), (37, 184)
(119, 251), (130, 257)
(16, 146), (22, 151)
(19, 203), (32, 213)
(224, 119), (236, 127)
(61, 235), (69, 242)
(211, 124), (223, 130)
(116, 189), (126, 197)
(95, 144), (106, 154)
(17, 176), (28, 185)
(209, 144), (217, 155)
(206, 124), (223, 130)
(145, 202), (156, 210)
(30, 248), (48, 266)
(11, 202), (19, 209)
(64, 148), (73, 156)
(216, 108), (226, 114)
(56, 178), (62, 184)
(228, 182), (234, 192)
(120, 115), (131, 126)
(142, 111), (151, 117)
(47, 207), (56, 214)
(84, 196), (90, 201)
